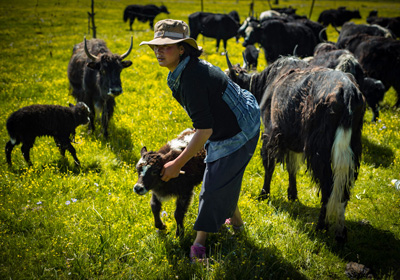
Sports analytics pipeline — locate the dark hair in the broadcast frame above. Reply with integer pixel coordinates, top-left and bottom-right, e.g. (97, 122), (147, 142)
(178, 42), (202, 61)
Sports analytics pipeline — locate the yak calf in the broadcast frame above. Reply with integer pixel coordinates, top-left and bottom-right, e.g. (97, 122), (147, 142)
(134, 129), (206, 237)
(5, 102), (90, 166)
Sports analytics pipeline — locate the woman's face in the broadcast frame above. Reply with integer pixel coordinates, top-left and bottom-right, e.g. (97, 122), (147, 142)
(153, 44), (184, 72)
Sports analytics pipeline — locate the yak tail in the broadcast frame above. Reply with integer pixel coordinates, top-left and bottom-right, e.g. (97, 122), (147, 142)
(326, 126), (355, 232)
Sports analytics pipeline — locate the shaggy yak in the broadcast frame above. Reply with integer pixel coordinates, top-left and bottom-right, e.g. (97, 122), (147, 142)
(5, 102), (90, 166)
(133, 129), (206, 237)
(67, 37), (133, 138)
(226, 55), (366, 242)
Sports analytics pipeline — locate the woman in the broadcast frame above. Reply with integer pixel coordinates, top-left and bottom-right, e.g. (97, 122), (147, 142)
(140, 19), (260, 262)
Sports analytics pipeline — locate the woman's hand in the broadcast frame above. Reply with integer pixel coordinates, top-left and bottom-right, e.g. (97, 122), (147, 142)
(160, 160), (182, 182)
(160, 128), (212, 182)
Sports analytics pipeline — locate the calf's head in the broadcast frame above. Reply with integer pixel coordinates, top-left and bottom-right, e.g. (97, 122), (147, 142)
(134, 147), (165, 195)
(71, 102), (91, 126)
(84, 37), (133, 97)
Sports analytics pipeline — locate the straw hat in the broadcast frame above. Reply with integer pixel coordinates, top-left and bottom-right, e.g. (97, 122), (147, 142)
(139, 19), (200, 50)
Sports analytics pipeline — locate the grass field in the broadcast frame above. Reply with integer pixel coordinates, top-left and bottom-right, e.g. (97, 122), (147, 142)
(1, 0), (400, 279)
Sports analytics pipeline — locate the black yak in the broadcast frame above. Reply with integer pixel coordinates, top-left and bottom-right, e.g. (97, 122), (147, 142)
(5, 102), (90, 166)
(226, 55), (366, 242)
(188, 11), (240, 53)
(240, 17), (318, 64)
(317, 7), (361, 27)
(123, 4), (170, 30)
(67, 37), (133, 137)
(134, 129), (206, 237)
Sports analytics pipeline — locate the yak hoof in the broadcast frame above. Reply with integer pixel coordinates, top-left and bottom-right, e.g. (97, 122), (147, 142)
(335, 227), (348, 243)
(258, 190), (270, 201)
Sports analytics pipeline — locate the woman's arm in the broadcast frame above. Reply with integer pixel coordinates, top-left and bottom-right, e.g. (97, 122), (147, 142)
(161, 128), (212, 182)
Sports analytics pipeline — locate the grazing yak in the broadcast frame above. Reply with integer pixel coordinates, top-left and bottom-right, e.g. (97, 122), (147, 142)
(309, 49), (385, 122)
(317, 7), (361, 27)
(67, 37), (133, 138)
(241, 17), (318, 64)
(338, 34), (400, 107)
(123, 4), (170, 30)
(226, 55), (366, 242)
(188, 11), (240, 53)
(5, 103), (90, 166)
(367, 11), (400, 38)
(134, 129), (206, 237)
(336, 22), (394, 48)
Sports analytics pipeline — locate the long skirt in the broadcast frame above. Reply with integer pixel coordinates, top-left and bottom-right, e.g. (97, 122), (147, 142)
(193, 132), (259, 233)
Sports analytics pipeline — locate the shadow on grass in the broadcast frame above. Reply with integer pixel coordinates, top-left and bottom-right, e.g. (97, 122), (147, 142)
(96, 122), (139, 165)
(155, 226), (307, 280)
(361, 135), (395, 168)
(266, 197), (400, 279)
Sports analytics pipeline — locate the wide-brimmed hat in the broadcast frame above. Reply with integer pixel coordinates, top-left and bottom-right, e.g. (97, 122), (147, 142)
(139, 19), (200, 50)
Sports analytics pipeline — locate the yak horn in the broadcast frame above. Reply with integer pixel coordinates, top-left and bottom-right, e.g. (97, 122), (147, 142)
(84, 37), (98, 61)
(226, 52), (233, 71)
(120, 36), (133, 59)
(319, 27), (328, 42)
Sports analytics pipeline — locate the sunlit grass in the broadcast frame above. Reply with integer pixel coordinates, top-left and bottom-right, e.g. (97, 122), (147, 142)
(0, 0), (400, 279)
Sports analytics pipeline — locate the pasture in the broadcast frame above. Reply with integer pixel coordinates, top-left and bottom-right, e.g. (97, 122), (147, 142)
(0, 0), (399, 279)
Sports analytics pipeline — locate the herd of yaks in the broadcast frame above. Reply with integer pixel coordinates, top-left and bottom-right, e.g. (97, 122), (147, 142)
(4, 3), (400, 242)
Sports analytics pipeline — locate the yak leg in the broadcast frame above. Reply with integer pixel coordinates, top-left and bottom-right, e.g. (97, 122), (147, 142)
(259, 145), (276, 200)
(129, 17), (135, 31)
(5, 140), (18, 165)
(286, 152), (302, 201)
(102, 98), (115, 138)
(316, 175), (333, 232)
(149, 18), (155, 30)
(223, 39), (228, 54)
(150, 194), (166, 231)
(216, 38), (221, 53)
(174, 195), (192, 237)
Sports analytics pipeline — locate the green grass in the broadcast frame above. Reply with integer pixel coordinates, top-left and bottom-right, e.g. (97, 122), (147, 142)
(1, 0), (400, 279)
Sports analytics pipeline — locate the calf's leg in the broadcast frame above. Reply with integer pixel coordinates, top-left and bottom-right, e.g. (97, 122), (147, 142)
(174, 194), (192, 237)
(5, 140), (17, 165)
(21, 140), (34, 166)
(150, 194), (166, 231)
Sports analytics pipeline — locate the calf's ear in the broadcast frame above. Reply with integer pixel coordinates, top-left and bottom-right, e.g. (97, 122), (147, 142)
(140, 146), (147, 156)
(122, 60), (133, 68)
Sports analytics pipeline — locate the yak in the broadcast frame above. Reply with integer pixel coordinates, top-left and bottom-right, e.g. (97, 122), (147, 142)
(134, 129), (206, 237)
(67, 37), (133, 138)
(240, 17), (318, 64)
(338, 34), (400, 107)
(123, 4), (170, 30)
(188, 11), (240, 53)
(226, 55), (366, 242)
(367, 11), (400, 38)
(317, 7), (361, 27)
(308, 49), (385, 122)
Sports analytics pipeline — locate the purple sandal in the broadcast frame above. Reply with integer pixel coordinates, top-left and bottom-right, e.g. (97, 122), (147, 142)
(190, 244), (206, 263)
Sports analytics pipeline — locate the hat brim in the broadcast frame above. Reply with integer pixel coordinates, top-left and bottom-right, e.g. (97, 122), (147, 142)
(139, 37), (200, 51)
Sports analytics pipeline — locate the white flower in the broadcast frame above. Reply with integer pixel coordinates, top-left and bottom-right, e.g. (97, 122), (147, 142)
(65, 200), (71, 205)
